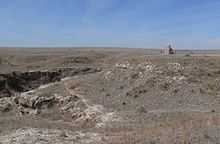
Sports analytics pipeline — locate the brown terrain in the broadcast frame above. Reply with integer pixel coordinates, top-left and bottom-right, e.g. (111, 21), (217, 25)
(0, 48), (220, 144)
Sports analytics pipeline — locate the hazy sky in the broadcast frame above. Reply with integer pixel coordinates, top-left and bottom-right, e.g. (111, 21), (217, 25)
(0, 0), (220, 49)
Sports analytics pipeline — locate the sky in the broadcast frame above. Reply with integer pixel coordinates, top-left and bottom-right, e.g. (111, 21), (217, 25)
(0, 0), (220, 49)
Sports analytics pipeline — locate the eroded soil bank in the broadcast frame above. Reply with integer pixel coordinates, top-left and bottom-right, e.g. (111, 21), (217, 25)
(0, 67), (101, 98)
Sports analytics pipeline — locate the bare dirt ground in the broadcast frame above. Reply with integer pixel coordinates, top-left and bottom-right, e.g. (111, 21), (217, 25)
(0, 48), (220, 144)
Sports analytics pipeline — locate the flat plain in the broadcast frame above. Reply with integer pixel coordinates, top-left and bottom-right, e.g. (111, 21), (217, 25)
(0, 48), (220, 144)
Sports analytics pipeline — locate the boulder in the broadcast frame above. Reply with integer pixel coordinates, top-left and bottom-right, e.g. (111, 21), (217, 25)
(18, 94), (55, 109)
(0, 98), (12, 112)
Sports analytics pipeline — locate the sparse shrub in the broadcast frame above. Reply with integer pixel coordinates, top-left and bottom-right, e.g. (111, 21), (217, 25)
(185, 54), (191, 57)
(209, 61), (215, 66)
(149, 141), (156, 144)
(131, 73), (139, 79)
(199, 88), (205, 94)
(207, 72), (212, 77)
(211, 109), (215, 113)
(106, 93), (110, 97)
(119, 85), (124, 89)
(59, 131), (68, 137)
(100, 87), (105, 91)
(129, 58), (139, 65)
(173, 89), (179, 94)
(142, 89), (147, 93)
(207, 80), (218, 96)
(160, 82), (170, 91)
(136, 105), (147, 114)
(126, 92), (131, 96)
(134, 95), (139, 98)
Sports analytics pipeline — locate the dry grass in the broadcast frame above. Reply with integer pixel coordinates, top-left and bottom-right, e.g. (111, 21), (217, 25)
(98, 112), (220, 144)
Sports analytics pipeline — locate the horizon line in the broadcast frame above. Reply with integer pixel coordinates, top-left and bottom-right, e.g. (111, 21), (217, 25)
(0, 46), (220, 51)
